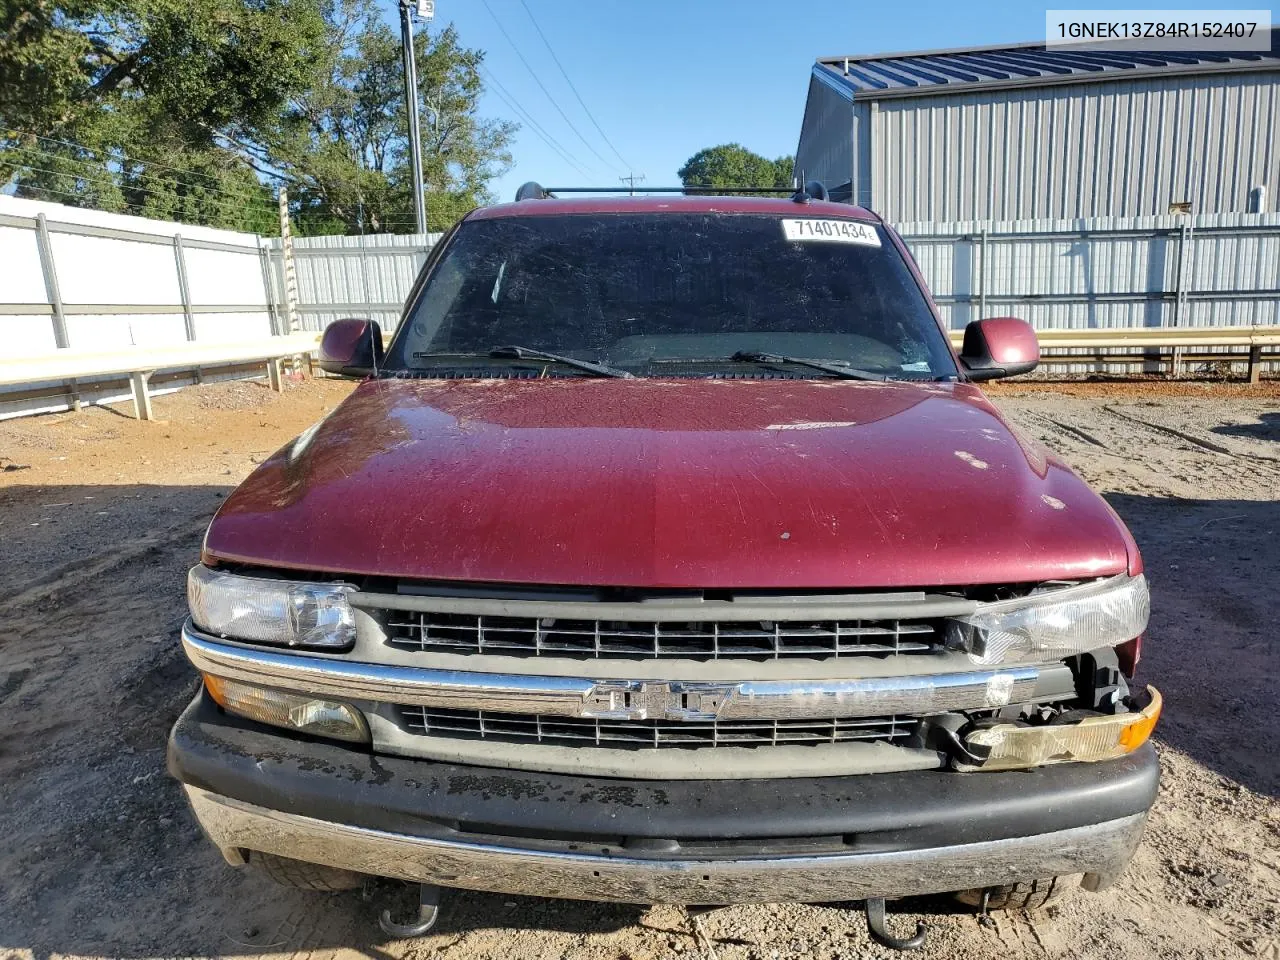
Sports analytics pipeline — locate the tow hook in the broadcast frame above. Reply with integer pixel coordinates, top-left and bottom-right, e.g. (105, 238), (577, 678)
(864, 898), (926, 951)
(378, 883), (441, 938)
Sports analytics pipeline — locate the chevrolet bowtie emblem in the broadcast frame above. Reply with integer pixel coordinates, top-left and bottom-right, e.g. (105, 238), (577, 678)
(581, 680), (736, 721)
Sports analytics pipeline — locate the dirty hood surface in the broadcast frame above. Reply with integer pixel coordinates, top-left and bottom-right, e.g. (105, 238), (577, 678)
(204, 377), (1136, 588)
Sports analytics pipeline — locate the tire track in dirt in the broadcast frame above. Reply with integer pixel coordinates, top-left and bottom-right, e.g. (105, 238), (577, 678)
(1100, 404), (1279, 464)
(1007, 398), (1280, 502)
(0, 517), (211, 619)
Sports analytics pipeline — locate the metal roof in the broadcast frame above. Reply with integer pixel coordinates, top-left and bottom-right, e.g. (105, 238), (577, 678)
(815, 28), (1280, 100)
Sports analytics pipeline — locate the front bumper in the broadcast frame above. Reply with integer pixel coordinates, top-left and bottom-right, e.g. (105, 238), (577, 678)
(187, 786), (1148, 904)
(169, 696), (1159, 905)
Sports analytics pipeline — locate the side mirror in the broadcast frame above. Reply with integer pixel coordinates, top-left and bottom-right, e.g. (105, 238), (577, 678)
(959, 317), (1039, 381)
(318, 318), (384, 377)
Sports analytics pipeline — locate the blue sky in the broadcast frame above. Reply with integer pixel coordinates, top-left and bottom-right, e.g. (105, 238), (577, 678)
(385, 0), (1217, 202)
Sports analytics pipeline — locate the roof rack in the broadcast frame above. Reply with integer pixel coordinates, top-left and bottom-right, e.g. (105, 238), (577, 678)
(514, 181), (831, 203)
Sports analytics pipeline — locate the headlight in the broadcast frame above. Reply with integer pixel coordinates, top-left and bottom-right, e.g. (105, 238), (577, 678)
(188, 565), (355, 650)
(952, 574), (1149, 666)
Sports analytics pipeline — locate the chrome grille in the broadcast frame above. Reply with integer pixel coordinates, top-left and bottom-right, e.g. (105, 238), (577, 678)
(399, 706), (914, 748)
(384, 612), (941, 660)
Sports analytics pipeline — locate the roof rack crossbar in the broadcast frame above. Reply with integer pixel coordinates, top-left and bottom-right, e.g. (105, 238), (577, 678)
(514, 182), (837, 204)
(543, 186), (795, 194)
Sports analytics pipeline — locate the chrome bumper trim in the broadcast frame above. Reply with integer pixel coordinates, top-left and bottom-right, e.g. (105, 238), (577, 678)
(182, 624), (1041, 721)
(185, 786), (1148, 904)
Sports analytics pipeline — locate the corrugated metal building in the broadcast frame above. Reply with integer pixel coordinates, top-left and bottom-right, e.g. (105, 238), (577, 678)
(795, 29), (1280, 221)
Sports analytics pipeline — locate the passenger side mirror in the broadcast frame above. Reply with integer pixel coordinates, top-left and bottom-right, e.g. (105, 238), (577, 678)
(959, 317), (1039, 381)
(318, 318), (385, 377)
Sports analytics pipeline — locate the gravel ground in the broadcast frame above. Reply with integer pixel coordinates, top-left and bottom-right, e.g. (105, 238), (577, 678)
(0, 376), (1276, 960)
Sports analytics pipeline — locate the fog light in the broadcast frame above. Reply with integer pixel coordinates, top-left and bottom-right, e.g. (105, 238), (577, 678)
(959, 686), (1161, 772)
(204, 674), (370, 743)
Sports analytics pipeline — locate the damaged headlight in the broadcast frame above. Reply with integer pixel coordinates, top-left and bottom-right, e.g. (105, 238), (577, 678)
(957, 686), (1162, 771)
(187, 565), (355, 650)
(951, 574), (1149, 666)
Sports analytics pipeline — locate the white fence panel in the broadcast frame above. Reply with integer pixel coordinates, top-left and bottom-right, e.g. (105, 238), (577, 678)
(0, 196), (283, 416)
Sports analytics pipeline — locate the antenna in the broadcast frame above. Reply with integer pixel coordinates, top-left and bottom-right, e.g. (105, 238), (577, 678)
(619, 173), (646, 196)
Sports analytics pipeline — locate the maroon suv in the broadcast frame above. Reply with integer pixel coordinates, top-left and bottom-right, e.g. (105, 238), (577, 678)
(168, 187), (1159, 950)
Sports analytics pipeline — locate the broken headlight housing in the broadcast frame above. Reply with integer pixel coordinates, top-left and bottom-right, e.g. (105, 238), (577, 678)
(952, 574), (1149, 667)
(187, 565), (356, 650)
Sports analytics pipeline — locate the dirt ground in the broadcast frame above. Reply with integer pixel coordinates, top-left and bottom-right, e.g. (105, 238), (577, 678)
(1, 375), (1277, 960)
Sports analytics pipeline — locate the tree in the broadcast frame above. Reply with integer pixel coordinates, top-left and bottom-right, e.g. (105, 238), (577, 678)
(0, 0), (515, 234)
(0, 0), (328, 232)
(245, 2), (515, 234)
(677, 144), (794, 195)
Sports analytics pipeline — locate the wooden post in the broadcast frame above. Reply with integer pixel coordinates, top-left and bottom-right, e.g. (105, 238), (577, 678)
(267, 357), (283, 392)
(278, 188), (306, 376)
(130, 371), (154, 420)
(1247, 344), (1262, 384)
(278, 188), (301, 333)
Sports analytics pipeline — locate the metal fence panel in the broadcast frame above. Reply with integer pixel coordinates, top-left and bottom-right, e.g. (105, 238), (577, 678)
(894, 212), (1280, 332)
(0, 196), (275, 357)
(276, 233), (443, 333)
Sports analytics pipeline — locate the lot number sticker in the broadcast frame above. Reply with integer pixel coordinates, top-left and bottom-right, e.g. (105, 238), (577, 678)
(782, 219), (881, 247)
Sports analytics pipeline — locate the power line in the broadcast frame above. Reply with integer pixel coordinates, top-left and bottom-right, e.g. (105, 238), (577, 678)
(1, 182), (274, 232)
(2, 160), (276, 231)
(2, 155), (278, 230)
(3, 129), (278, 203)
(481, 68), (593, 179)
(2, 130), (278, 207)
(478, 0), (614, 174)
(478, 65), (595, 180)
(516, 0), (630, 171)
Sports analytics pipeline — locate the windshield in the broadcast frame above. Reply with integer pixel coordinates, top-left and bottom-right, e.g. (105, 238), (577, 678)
(384, 213), (957, 379)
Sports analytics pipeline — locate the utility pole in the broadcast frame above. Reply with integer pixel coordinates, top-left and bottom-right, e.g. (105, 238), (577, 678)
(399, 0), (428, 234)
(619, 173), (646, 196)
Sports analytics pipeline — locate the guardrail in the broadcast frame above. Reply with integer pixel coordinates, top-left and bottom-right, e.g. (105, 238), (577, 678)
(945, 325), (1280, 383)
(0, 334), (320, 420)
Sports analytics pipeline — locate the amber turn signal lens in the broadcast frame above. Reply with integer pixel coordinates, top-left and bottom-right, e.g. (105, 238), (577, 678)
(203, 674), (370, 744)
(959, 685), (1162, 772)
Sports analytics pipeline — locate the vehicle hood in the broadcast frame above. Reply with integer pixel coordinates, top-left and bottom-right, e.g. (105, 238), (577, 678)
(204, 377), (1138, 588)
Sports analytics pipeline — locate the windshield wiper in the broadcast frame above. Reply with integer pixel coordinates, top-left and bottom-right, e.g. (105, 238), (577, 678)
(488, 345), (634, 379)
(729, 351), (888, 382)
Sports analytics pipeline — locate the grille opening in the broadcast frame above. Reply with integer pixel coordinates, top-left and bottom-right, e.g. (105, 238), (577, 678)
(385, 612), (943, 660)
(399, 706), (915, 749)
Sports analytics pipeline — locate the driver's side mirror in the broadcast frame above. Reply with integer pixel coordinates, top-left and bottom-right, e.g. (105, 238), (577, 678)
(959, 317), (1039, 381)
(318, 318), (384, 377)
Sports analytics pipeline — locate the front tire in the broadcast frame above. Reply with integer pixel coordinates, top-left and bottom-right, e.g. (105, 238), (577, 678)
(954, 875), (1080, 911)
(255, 852), (364, 891)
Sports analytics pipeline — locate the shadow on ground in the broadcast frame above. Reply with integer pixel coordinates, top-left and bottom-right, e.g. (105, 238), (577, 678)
(1105, 493), (1278, 799)
(1211, 410), (1280, 442)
